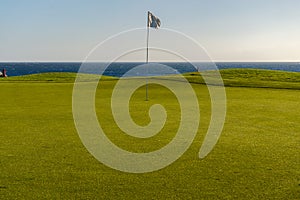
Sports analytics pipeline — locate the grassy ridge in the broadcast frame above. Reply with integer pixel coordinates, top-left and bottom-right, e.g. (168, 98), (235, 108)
(0, 72), (115, 82)
(185, 68), (300, 89)
(1, 68), (299, 89)
(0, 69), (299, 199)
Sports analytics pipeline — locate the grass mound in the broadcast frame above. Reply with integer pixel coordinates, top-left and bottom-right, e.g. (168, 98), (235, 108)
(185, 68), (300, 89)
(0, 72), (116, 82)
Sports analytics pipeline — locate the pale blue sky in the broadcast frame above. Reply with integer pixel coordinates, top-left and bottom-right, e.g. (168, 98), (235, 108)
(0, 0), (299, 61)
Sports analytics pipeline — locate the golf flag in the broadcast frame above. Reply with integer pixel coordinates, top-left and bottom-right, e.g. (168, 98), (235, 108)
(148, 11), (161, 29)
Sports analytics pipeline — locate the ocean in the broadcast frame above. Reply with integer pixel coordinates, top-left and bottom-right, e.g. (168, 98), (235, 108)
(0, 62), (299, 77)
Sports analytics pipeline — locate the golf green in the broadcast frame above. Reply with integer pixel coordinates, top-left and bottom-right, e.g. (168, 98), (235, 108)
(0, 69), (299, 199)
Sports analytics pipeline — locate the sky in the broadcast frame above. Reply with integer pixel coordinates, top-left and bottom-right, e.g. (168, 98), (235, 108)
(0, 0), (299, 62)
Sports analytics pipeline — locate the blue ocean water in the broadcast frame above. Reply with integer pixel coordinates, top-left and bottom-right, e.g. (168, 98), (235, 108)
(0, 62), (299, 77)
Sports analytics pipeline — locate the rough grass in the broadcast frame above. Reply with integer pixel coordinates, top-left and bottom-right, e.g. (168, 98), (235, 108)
(2, 68), (300, 89)
(0, 72), (115, 82)
(0, 69), (299, 199)
(185, 68), (300, 89)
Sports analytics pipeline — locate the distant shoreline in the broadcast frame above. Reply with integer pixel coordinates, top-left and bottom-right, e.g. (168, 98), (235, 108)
(0, 62), (299, 77)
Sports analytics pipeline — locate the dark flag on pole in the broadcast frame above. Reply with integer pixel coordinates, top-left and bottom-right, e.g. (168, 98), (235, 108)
(145, 11), (161, 101)
(148, 11), (161, 29)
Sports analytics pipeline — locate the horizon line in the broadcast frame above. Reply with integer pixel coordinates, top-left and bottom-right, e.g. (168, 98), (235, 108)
(0, 60), (300, 63)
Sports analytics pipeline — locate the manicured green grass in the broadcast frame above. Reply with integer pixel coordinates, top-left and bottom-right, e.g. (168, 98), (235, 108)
(0, 70), (299, 199)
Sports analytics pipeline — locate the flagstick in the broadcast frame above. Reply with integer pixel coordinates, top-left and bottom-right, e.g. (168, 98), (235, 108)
(145, 12), (150, 101)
